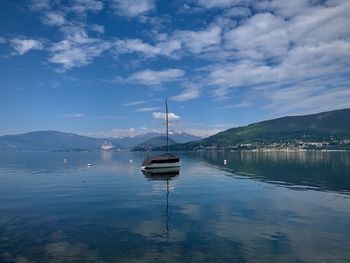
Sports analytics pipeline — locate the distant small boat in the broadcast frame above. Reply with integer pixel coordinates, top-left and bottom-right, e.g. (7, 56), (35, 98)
(141, 100), (180, 171)
(101, 140), (114, 150)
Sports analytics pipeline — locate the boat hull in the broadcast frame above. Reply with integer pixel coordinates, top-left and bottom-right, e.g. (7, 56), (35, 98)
(141, 161), (181, 170)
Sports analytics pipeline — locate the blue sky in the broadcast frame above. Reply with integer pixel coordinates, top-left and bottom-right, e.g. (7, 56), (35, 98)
(0, 0), (349, 137)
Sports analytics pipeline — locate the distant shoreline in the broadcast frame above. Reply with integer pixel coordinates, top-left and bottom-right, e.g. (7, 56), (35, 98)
(0, 148), (349, 153)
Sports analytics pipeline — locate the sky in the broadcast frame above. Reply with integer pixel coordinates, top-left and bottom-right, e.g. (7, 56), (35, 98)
(0, 0), (349, 137)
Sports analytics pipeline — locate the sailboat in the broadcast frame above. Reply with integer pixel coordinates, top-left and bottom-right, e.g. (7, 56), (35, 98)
(141, 100), (181, 171)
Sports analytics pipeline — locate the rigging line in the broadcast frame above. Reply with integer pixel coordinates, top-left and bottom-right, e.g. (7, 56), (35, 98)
(166, 99), (169, 154)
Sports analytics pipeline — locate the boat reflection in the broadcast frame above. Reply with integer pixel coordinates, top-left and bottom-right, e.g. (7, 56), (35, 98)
(142, 167), (180, 180)
(141, 168), (179, 241)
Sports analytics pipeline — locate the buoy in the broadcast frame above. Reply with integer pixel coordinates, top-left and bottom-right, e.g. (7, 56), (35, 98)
(224, 159), (227, 165)
(64, 159), (67, 164)
(87, 163), (92, 167)
(129, 159), (133, 164)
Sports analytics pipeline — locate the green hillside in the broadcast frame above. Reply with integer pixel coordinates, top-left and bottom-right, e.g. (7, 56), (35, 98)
(168, 109), (350, 151)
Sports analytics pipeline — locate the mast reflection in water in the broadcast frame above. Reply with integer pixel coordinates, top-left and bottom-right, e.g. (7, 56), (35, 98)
(142, 167), (180, 241)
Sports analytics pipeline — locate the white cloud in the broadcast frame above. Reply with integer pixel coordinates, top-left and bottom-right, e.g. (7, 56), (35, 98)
(219, 101), (252, 109)
(206, 60), (273, 94)
(173, 26), (222, 54)
(29, 0), (103, 22)
(30, 0), (50, 11)
(111, 0), (155, 17)
(137, 15), (171, 29)
(171, 88), (200, 102)
(10, 38), (44, 55)
(122, 100), (147, 106)
(49, 26), (110, 71)
(63, 113), (86, 118)
(287, 1), (350, 45)
(69, 0), (104, 14)
(281, 41), (350, 79)
(200, 0), (350, 113)
(152, 112), (180, 121)
(42, 11), (66, 26)
(115, 25), (222, 57)
(30, 0), (104, 27)
(206, 47), (350, 113)
(114, 38), (181, 58)
(90, 24), (105, 34)
(179, 3), (206, 14)
(49, 44), (106, 71)
(256, 0), (314, 18)
(136, 107), (160, 112)
(21, 0), (350, 117)
(114, 39), (160, 56)
(224, 7), (251, 17)
(222, 1), (350, 61)
(224, 13), (289, 60)
(128, 69), (185, 85)
(195, 0), (248, 8)
(28, 1), (108, 71)
(263, 85), (350, 116)
(207, 39), (350, 98)
(171, 82), (201, 102)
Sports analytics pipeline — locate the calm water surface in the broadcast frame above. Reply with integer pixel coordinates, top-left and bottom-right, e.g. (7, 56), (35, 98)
(0, 151), (350, 262)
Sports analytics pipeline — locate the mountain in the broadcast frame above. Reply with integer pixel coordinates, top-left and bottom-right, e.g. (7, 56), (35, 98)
(110, 132), (162, 149)
(0, 130), (123, 152)
(131, 136), (177, 151)
(110, 131), (201, 149)
(0, 130), (201, 152)
(166, 109), (350, 151)
(3, 109), (348, 152)
(168, 131), (201, 143)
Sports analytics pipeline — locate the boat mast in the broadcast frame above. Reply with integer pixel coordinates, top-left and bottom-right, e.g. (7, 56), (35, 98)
(166, 99), (169, 154)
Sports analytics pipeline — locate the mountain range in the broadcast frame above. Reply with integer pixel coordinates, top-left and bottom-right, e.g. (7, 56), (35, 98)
(0, 130), (200, 152)
(0, 109), (349, 152)
(110, 131), (200, 149)
(0, 131), (115, 152)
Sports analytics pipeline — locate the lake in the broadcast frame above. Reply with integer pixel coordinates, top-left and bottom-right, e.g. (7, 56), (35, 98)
(0, 151), (350, 262)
